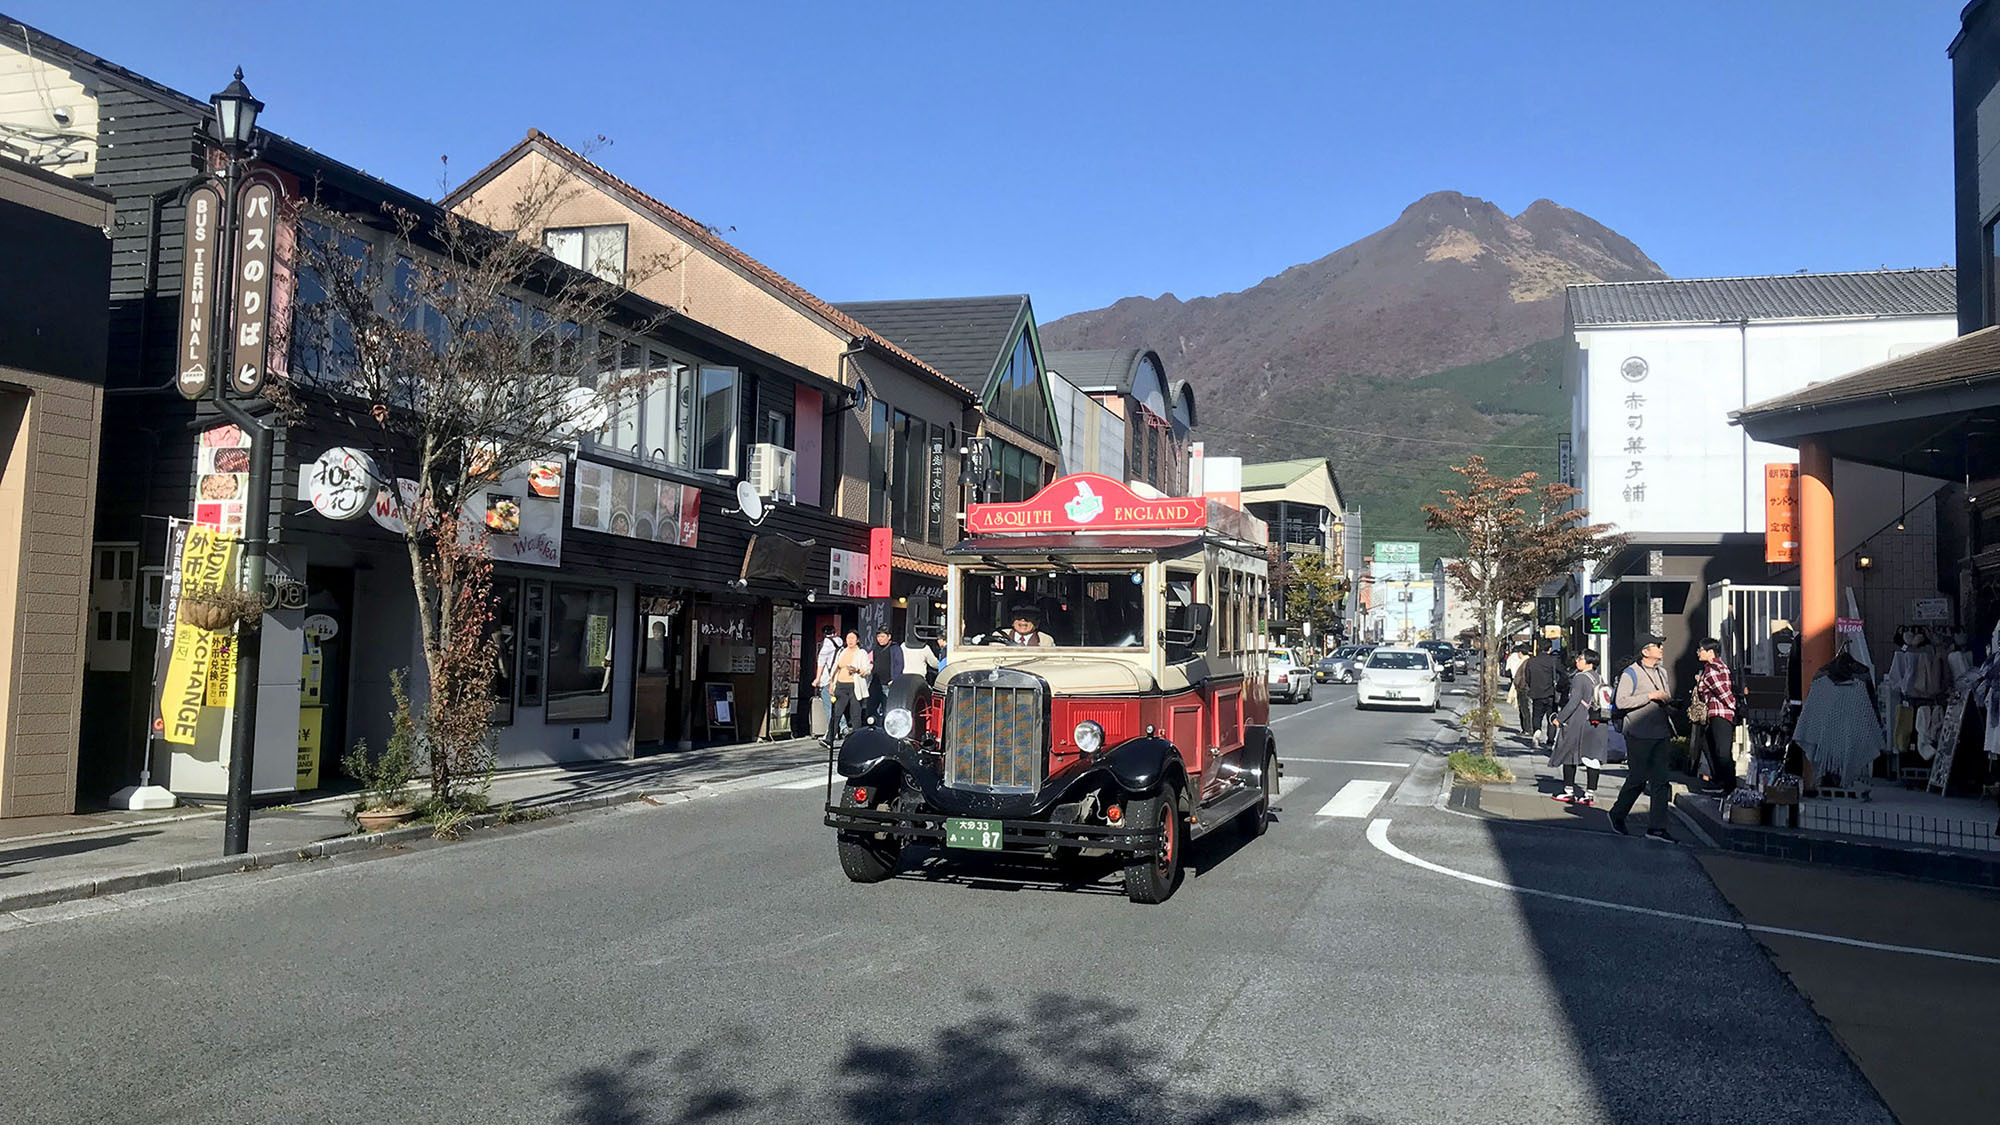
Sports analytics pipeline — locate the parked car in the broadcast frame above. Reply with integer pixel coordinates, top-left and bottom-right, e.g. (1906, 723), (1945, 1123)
(1268, 649), (1314, 703)
(1355, 647), (1441, 712)
(1415, 640), (1458, 682)
(1314, 645), (1374, 683)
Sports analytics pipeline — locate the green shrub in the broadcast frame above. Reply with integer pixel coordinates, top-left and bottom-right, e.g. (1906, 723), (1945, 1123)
(1448, 750), (1516, 785)
(342, 669), (418, 812)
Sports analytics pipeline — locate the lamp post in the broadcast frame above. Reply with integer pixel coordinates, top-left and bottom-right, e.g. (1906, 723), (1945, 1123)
(199, 68), (278, 857)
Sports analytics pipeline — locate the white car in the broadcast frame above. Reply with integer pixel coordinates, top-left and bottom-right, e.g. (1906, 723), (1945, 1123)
(1267, 650), (1314, 703)
(1355, 647), (1440, 712)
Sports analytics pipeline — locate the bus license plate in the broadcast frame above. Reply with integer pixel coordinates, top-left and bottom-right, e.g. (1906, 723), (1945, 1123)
(945, 818), (1003, 851)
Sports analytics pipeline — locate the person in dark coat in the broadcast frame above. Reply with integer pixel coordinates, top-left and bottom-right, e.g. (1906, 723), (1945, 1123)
(865, 626), (905, 725)
(1548, 649), (1608, 806)
(1519, 643), (1563, 747)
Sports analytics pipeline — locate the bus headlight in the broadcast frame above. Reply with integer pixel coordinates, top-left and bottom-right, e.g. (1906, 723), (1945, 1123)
(883, 708), (914, 740)
(1073, 720), (1105, 753)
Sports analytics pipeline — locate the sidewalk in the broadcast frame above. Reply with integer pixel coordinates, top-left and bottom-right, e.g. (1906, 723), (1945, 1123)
(0, 737), (829, 913)
(1444, 725), (1698, 839)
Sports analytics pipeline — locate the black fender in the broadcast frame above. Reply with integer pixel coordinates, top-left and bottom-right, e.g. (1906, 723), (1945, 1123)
(836, 727), (908, 784)
(881, 671), (932, 717)
(1102, 736), (1185, 796)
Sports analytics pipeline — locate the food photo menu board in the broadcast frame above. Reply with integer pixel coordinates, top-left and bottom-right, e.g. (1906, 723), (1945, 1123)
(194, 425), (251, 533)
(463, 457), (565, 569)
(572, 459), (701, 548)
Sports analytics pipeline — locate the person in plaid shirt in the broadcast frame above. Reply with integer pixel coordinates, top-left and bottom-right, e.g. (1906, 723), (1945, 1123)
(1693, 638), (1739, 793)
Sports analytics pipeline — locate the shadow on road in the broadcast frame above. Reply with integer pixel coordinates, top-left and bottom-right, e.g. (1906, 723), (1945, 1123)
(557, 992), (1320, 1125)
(0, 830), (165, 877)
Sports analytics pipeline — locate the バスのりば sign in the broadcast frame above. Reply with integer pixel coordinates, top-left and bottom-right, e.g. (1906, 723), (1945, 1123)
(966, 474), (1205, 535)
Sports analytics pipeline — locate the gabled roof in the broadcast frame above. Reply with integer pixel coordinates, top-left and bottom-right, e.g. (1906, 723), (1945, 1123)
(1566, 268), (1956, 328)
(836, 296), (1031, 390)
(1736, 324), (2000, 418)
(1240, 457), (1327, 491)
(444, 129), (972, 400)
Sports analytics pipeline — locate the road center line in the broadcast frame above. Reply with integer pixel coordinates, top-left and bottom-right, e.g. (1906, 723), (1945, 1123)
(1365, 819), (2000, 966)
(1317, 780), (1393, 818)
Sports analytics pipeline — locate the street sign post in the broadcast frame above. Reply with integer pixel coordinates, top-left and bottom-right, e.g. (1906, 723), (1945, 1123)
(1583, 594), (1606, 634)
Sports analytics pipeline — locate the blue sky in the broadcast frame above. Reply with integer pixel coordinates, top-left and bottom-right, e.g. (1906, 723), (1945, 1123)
(15, 0), (1969, 319)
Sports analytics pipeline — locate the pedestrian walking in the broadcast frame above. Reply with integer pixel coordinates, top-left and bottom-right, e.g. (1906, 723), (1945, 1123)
(1692, 637), (1739, 794)
(865, 626), (904, 725)
(1520, 643), (1563, 746)
(1548, 649), (1609, 806)
(826, 631), (871, 746)
(1608, 634), (1676, 840)
(813, 626), (839, 730)
(1506, 644), (1531, 731)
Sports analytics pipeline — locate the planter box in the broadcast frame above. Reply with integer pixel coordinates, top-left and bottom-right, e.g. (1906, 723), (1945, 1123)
(1725, 803), (1765, 826)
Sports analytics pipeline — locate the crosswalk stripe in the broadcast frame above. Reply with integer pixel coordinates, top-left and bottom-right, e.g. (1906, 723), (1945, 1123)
(1316, 779), (1393, 818)
(1278, 774), (1308, 797)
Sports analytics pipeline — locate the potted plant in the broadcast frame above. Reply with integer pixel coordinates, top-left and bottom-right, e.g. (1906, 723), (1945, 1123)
(344, 670), (419, 832)
(179, 584), (265, 632)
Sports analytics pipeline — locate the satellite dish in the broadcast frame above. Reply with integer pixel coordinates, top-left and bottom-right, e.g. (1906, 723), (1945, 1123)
(735, 480), (767, 525)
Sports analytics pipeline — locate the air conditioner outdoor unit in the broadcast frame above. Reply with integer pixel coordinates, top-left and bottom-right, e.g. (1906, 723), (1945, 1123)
(748, 442), (796, 504)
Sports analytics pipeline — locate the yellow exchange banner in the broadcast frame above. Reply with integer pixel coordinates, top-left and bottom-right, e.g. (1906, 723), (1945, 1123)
(158, 524), (240, 746)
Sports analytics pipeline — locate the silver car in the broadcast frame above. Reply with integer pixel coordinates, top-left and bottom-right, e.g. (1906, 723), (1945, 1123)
(1314, 645), (1374, 684)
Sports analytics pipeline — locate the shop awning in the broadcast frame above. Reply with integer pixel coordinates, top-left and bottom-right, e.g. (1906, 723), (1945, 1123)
(1733, 326), (2000, 477)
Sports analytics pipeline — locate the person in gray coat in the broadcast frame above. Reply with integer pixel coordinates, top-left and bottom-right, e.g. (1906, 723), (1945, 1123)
(1548, 649), (1607, 806)
(1608, 634), (1676, 840)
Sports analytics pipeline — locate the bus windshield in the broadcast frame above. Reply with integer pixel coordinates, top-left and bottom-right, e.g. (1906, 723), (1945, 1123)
(959, 569), (1146, 648)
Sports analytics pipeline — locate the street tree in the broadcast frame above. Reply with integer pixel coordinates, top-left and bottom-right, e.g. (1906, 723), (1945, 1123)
(290, 160), (673, 806)
(1422, 456), (1623, 755)
(1280, 551), (1349, 645)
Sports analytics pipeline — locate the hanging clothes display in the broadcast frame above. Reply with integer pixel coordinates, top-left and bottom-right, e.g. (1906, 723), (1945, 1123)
(1978, 619), (2000, 761)
(1887, 629), (1947, 756)
(1794, 653), (1887, 785)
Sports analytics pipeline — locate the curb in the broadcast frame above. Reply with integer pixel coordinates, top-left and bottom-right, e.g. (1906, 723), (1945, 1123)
(0, 765), (821, 919)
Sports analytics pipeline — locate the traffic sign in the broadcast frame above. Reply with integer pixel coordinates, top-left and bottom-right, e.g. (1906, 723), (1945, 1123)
(1583, 594), (1606, 635)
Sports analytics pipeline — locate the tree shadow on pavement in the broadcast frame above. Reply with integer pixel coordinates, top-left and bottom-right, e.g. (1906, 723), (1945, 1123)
(557, 993), (1321, 1125)
(0, 830), (165, 878)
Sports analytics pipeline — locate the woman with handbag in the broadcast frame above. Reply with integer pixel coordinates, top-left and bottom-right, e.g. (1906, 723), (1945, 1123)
(1549, 649), (1609, 805)
(1691, 638), (1738, 794)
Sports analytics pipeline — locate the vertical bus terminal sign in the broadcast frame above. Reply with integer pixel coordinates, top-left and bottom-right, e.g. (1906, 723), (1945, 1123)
(176, 184), (222, 399)
(230, 179), (278, 394)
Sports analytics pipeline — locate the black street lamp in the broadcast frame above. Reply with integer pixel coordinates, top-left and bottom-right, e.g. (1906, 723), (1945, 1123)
(198, 67), (279, 857)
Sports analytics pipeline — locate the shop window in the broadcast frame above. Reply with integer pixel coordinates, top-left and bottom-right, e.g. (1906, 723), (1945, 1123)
(869, 399), (890, 526)
(1987, 217), (2000, 330)
(518, 581), (547, 709)
(889, 411), (935, 543)
(696, 366), (740, 475)
(490, 577), (520, 725)
(544, 224), (627, 284)
(545, 583), (617, 723)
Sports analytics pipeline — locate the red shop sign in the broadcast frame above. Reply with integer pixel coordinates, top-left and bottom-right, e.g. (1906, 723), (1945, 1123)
(866, 526), (892, 598)
(966, 474), (1206, 535)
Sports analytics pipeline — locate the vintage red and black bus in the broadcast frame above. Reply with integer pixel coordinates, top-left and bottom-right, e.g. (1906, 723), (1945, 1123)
(823, 474), (1279, 904)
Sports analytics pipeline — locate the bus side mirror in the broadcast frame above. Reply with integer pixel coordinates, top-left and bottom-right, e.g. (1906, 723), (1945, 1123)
(913, 623), (942, 642)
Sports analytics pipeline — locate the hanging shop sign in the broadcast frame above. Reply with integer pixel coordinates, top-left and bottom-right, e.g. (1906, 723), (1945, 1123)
(307, 447), (381, 521)
(195, 424), (251, 533)
(177, 183), (222, 400)
(1764, 463), (1799, 564)
(867, 527), (893, 598)
(302, 613), (340, 641)
(229, 178), (279, 395)
(465, 460), (564, 568)
(572, 458), (700, 548)
(966, 473), (1204, 535)
(1912, 597), (1951, 623)
(369, 478), (421, 534)
(694, 603), (754, 644)
(929, 437), (947, 541)
(829, 548), (868, 598)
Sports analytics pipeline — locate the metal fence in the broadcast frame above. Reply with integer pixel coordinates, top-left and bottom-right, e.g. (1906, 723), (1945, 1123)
(1797, 802), (2000, 853)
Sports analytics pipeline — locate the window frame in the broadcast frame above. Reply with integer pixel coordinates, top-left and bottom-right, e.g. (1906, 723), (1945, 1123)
(543, 223), (630, 285)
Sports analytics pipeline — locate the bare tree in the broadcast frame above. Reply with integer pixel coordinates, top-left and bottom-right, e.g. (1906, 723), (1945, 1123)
(1423, 456), (1623, 756)
(290, 160), (672, 805)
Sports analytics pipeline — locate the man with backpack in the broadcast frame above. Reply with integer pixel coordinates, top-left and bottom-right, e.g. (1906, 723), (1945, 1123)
(1608, 634), (1677, 841)
(1519, 642), (1563, 747)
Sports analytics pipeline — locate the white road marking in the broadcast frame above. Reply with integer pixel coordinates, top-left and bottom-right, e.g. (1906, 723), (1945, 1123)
(1272, 698), (1345, 724)
(773, 773), (834, 790)
(1316, 780), (1393, 818)
(1365, 819), (2000, 967)
(1277, 774), (1308, 797)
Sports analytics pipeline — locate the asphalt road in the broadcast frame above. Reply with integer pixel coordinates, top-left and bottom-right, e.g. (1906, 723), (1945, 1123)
(0, 684), (1889, 1125)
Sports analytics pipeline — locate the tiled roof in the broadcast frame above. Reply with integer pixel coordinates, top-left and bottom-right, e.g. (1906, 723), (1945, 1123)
(447, 130), (974, 400)
(835, 296), (1030, 391)
(1567, 268), (1956, 327)
(1736, 324), (2000, 417)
